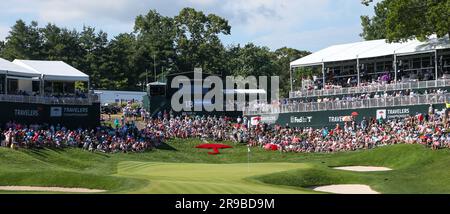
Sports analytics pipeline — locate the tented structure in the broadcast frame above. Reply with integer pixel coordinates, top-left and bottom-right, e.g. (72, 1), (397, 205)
(0, 58), (40, 77)
(291, 35), (450, 68)
(13, 60), (89, 81)
(289, 35), (450, 92)
(0, 58), (41, 94)
(13, 60), (89, 95)
(0, 59), (90, 95)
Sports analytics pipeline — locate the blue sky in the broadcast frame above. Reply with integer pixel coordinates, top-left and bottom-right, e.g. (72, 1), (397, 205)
(0, 0), (377, 52)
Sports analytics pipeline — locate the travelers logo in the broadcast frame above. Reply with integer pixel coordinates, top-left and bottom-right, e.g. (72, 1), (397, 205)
(50, 107), (63, 117)
(14, 109), (39, 117)
(251, 116), (261, 126)
(377, 109), (387, 119)
(195, 143), (233, 155)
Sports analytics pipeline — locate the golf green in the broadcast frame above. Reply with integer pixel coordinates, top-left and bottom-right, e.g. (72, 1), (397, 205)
(116, 162), (312, 194)
(0, 139), (449, 194)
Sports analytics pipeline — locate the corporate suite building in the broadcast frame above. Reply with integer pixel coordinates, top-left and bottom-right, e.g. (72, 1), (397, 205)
(244, 35), (450, 128)
(0, 58), (100, 128)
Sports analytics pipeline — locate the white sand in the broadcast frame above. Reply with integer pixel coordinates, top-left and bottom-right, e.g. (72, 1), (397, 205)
(0, 186), (106, 193)
(333, 166), (392, 172)
(313, 184), (380, 194)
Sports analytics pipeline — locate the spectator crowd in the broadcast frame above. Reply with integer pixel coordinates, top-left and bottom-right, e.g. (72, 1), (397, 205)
(1, 120), (156, 153)
(245, 89), (449, 114)
(2, 108), (450, 154)
(244, 112), (450, 152)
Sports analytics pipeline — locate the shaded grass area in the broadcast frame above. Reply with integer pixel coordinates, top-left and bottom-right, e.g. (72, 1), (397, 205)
(0, 139), (449, 193)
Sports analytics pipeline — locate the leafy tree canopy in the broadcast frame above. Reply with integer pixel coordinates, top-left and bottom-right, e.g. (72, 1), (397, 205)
(0, 8), (309, 97)
(361, 0), (450, 42)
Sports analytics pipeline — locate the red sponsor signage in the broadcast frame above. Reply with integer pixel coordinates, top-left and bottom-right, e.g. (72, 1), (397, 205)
(196, 143), (233, 155)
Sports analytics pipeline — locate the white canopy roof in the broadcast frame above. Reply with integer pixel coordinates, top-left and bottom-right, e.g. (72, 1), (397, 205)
(291, 35), (450, 67)
(0, 58), (40, 77)
(13, 60), (89, 81)
(223, 89), (267, 94)
(148, 81), (167, 86)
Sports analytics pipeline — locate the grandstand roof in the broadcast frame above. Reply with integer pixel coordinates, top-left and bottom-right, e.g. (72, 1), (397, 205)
(13, 60), (89, 81)
(0, 58), (40, 77)
(223, 89), (267, 94)
(291, 35), (450, 68)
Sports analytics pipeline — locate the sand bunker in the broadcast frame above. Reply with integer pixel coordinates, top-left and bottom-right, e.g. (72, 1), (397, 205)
(0, 186), (105, 193)
(313, 184), (379, 194)
(333, 166), (392, 172)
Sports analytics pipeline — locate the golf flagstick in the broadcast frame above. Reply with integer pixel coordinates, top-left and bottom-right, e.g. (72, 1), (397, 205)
(247, 146), (250, 173)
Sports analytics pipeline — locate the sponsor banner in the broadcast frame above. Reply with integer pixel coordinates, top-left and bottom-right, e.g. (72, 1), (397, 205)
(328, 116), (353, 123)
(290, 116), (312, 123)
(14, 109), (39, 117)
(250, 116), (261, 126)
(260, 114), (278, 124)
(0, 102), (100, 129)
(377, 108), (410, 119)
(50, 107), (63, 117)
(63, 107), (89, 117)
(376, 109), (387, 119)
(248, 104), (445, 128)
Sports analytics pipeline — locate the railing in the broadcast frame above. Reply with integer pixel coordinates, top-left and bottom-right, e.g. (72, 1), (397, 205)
(289, 79), (450, 99)
(0, 93), (100, 105)
(244, 93), (450, 115)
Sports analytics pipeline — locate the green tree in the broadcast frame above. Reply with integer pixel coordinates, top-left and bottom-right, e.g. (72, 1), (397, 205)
(134, 9), (177, 86)
(0, 40), (4, 54)
(361, 0), (450, 42)
(106, 33), (137, 90)
(0, 8), (313, 95)
(360, 0), (389, 40)
(229, 43), (277, 77)
(224, 45), (310, 97)
(174, 7), (231, 74)
(78, 26), (110, 89)
(0, 20), (43, 60)
(273, 47), (311, 96)
(40, 24), (82, 67)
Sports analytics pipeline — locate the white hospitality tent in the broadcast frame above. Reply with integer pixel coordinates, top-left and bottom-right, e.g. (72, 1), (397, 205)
(290, 35), (450, 68)
(0, 58), (41, 94)
(0, 58), (40, 77)
(289, 35), (450, 91)
(13, 60), (89, 82)
(13, 60), (90, 95)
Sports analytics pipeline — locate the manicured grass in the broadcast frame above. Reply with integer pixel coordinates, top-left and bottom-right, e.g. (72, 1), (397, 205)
(116, 162), (312, 194)
(0, 140), (449, 193)
(254, 144), (450, 194)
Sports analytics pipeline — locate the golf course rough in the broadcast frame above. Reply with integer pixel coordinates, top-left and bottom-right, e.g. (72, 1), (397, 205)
(0, 139), (449, 194)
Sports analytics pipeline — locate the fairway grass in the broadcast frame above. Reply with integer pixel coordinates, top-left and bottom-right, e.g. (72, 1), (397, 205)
(0, 139), (449, 194)
(116, 162), (312, 194)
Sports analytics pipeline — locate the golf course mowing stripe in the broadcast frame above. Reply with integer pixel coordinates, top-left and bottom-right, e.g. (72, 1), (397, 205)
(115, 161), (310, 194)
(119, 162), (154, 171)
(3, 144), (448, 194)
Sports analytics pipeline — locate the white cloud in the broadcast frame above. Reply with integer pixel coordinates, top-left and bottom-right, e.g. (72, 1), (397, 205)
(185, 0), (217, 6)
(254, 25), (364, 51)
(222, 0), (330, 34)
(37, 0), (143, 22)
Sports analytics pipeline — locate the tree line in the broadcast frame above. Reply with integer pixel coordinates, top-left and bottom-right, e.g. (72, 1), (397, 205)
(2, 2), (441, 95)
(0, 8), (310, 97)
(361, 0), (449, 42)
